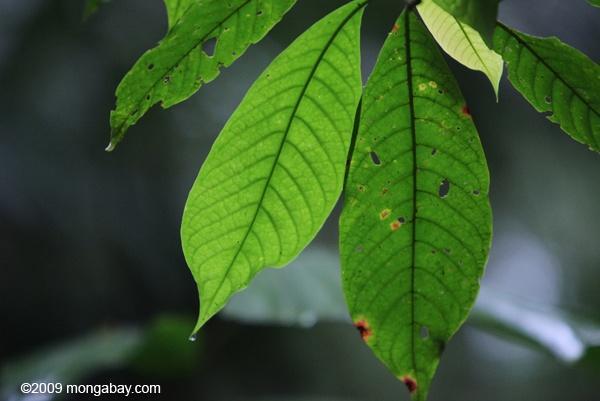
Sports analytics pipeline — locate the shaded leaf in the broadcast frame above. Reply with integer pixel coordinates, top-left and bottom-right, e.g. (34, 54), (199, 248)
(471, 288), (600, 364)
(493, 23), (600, 152)
(108, 0), (297, 150)
(417, 0), (503, 97)
(224, 248), (600, 368)
(181, 1), (365, 335)
(223, 245), (349, 327)
(587, 0), (600, 7)
(432, 0), (499, 45)
(340, 10), (492, 401)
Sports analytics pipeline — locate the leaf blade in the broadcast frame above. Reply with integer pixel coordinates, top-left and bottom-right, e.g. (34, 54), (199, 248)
(108, 0), (297, 150)
(432, 0), (499, 45)
(493, 23), (600, 152)
(181, 1), (366, 334)
(340, 10), (492, 400)
(417, 0), (503, 97)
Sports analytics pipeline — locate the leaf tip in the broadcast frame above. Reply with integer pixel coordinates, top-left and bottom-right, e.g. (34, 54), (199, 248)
(104, 140), (117, 152)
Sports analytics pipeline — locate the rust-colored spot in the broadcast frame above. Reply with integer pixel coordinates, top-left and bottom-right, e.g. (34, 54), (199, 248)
(401, 375), (418, 393)
(354, 319), (372, 341)
(461, 105), (471, 117)
(390, 217), (404, 231)
(380, 208), (391, 220)
(391, 23), (400, 33)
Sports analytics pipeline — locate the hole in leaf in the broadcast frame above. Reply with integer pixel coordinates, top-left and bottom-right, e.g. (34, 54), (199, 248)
(354, 319), (372, 341)
(473, 189), (480, 196)
(420, 326), (429, 339)
(431, 148), (437, 156)
(202, 37), (217, 56)
(438, 178), (450, 198)
(370, 151), (381, 165)
(545, 96), (552, 104)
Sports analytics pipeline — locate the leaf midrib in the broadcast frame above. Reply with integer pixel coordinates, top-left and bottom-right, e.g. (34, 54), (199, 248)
(497, 22), (600, 149)
(201, 1), (367, 322)
(404, 9), (420, 380)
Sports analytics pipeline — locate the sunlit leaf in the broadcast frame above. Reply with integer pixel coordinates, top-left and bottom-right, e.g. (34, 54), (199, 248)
(108, 0), (297, 150)
(340, 10), (492, 400)
(181, 1), (366, 336)
(417, 0), (503, 97)
(493, 23), (600, 152)
(432, 0), (499, 45)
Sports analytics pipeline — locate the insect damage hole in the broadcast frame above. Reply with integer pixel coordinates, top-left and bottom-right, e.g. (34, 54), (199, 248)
(354, 319), (372, 341)
(420, 325), (429, 339)
(370, 151), (381, 165)
(202, 37), (217, 57)
(438, 178), (450, 198)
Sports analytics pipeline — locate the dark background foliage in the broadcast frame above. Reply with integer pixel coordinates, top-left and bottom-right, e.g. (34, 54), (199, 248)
(0, 0), (599, 400)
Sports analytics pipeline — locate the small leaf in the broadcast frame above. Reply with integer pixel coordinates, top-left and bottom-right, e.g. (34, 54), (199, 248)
(108, 0), (297, 150)
(417, 0), (503, 98)
(432, 0), (499, 45)
(340, 10), (492, 401)
(494, 23), (600, 152)
(181, 1), (366, 335)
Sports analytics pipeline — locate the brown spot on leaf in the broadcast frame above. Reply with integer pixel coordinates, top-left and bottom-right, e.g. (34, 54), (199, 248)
(391, 23), (400, 33)
(380, 208), (391, 220)
(390, 217), (405, 231)
(401, 375), (418, 393)
(461, 105), (471, 117)
(354, 319), (372, 341)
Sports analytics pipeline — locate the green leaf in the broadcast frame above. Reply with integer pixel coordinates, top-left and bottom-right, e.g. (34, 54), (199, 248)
(108, 0), (297, 151)
(181, 1), (366, 335)
(432, 0), (499, 45)
(587, 0), (600, 7)
(164, 0), (195, 29)
(493, 23), (600, 152)
(340, 10), (492, 401)
(417, 0), (503, 97)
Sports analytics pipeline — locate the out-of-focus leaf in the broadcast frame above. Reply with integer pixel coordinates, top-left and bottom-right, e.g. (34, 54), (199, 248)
(417, 0), (503, 97)
(587, 0), (600, 7)
(181, 1), (365, 336)
(1, 327), (142, 399)
(108, 0), (297, 150)
(493, 23), (600, 152)
(225, 251), (600, 369)
(432, 0), (499, 45)
(0, 316), (201, 400)
(223, 246), (349, 327)
(470, 288), (600, 364)
(340, 10), (491, 400)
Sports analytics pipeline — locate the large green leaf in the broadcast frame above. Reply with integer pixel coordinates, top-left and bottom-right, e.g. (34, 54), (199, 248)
(108, 0), (297, 151)
(340, 10), (492, 401)
(432, 0), (499, 45)
(417, 0), (503, 97)
(493, 23), (600, 152)
(182, 1), (365, 335)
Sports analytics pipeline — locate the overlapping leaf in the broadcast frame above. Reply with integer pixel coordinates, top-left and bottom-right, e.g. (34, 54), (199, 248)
(108, 0), (297, 150)
(418, 0), (503, 97)
(340, 10), (492, 401)
(432, 0), (499, 45)
(181, 1), (365, 335)
(494, 24), (600, 152)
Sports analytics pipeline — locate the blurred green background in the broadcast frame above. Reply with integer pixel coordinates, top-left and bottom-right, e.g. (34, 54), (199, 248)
(1, 0), (599, 400)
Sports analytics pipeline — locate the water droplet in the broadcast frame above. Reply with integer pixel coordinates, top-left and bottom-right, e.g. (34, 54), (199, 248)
(188, 333), (198, 342)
